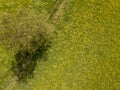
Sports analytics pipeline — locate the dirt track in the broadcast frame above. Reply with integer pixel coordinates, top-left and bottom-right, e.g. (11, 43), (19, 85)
(49, 0), (69, 24)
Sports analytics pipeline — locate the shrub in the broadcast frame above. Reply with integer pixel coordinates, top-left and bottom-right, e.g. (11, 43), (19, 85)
(0, 8), (54, 81)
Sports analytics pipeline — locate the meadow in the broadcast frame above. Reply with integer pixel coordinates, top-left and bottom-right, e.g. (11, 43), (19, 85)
(0, 0), (120, 90)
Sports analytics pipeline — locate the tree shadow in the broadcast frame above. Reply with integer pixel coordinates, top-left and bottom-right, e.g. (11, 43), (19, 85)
(11, 41), (51, 82)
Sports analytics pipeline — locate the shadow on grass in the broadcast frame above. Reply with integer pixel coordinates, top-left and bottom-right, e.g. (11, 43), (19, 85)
(12, 41), (51, 82)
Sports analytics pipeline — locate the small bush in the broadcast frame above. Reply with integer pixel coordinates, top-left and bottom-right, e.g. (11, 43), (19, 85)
(0, 8), (54, 81)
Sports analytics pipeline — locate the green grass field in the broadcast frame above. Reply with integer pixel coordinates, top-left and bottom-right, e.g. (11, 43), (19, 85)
(0, 0), (120, 90)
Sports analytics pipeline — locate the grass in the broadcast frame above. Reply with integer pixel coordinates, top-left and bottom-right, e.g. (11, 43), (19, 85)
(0, 0), (120, 90)
(0, 46), (14, 89)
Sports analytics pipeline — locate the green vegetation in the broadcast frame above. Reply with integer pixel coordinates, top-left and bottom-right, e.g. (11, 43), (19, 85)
(0, 0), (120, 90)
